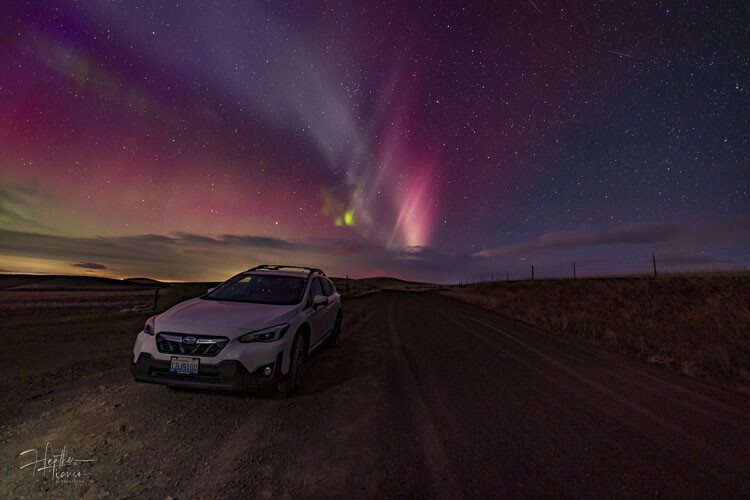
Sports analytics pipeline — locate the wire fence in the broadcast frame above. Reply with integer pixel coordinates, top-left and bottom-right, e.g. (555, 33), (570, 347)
(336, 248), (750, 297)
(452, 246), (750, 287)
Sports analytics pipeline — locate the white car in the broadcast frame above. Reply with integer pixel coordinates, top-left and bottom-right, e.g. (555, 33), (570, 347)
(131, 265), (342, 394)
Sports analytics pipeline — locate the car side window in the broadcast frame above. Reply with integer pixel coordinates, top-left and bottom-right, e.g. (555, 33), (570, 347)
(308, 278), (324, 306)
(321, 278), (334, 296)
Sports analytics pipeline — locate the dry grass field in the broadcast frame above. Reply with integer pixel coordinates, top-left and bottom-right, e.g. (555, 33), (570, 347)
(442, 274), (750, 390)
(0, 290), (155, 318)
(0, 282), (218, 324)
(331, 276), (439, 296)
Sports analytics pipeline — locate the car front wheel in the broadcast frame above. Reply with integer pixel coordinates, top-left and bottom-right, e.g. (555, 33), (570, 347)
(325, 313), (342, 347)
(278, 334), (305, 395)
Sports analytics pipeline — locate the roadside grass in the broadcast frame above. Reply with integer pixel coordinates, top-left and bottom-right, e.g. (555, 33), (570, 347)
(441, 275), (750, 390)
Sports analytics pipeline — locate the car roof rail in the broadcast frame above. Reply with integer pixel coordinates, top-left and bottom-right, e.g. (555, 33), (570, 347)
(246, 264), (326, 277)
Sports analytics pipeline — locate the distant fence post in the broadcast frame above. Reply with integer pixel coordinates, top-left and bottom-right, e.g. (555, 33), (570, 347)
(346, 274), (349, 296)
(153, 288), (159, 310)
(491, 273), (494, 282)
(652, 253), (657, 278)
(531, 265), (535, 280)
(506, 271), (509, 281)
(573, 261), (576, 279)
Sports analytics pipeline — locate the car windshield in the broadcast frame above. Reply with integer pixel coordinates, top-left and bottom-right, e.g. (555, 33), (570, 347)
(204, 273), (306, 305)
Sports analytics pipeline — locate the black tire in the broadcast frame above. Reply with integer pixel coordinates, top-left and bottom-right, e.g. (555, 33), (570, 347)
(278, 334), (305, 395)
(325, 313), (342, 348)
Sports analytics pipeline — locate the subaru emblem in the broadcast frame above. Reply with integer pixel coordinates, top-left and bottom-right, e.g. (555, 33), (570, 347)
(182, 336), (197, 345)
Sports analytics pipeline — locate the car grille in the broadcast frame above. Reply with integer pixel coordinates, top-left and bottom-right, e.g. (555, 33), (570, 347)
(156, 333), (229, 357)
(152, 371), (224, 384)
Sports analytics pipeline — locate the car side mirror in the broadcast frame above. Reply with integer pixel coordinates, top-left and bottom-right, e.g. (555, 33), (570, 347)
(206, 287), (216, 294)
(312, 294), (328, 307)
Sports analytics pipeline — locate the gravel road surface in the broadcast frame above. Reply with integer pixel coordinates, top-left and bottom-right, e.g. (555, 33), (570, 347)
(2, 291), (749, 498)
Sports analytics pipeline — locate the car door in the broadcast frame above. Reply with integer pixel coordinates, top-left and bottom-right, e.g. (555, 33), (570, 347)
(320, 278), (338, 332)
(307, 277), (328, 348)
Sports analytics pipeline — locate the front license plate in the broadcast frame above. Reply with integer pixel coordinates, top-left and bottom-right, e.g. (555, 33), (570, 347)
(170, 356), (200, 375)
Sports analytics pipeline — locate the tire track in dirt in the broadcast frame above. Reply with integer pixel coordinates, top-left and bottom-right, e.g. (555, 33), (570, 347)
(386, 294), (464, 499)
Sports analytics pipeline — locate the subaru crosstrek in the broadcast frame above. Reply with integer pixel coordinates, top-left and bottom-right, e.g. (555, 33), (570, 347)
(131, 265), (342, 394)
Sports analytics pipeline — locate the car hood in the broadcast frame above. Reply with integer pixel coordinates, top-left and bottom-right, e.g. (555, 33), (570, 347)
(155, 297), (298, 338)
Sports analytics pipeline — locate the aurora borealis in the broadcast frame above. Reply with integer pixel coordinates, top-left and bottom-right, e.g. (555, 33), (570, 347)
(1, 1), (748, 282)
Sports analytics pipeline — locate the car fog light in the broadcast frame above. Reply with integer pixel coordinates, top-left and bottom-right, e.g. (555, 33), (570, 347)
(262, 366), (273, 377)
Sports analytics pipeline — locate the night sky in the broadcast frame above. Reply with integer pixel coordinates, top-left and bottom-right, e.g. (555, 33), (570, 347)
(1, 1), (748, 282)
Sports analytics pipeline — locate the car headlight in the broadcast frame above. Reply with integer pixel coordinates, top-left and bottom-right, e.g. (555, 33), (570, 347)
(238, 324), (289, 343)
(143, 316), (156, 336)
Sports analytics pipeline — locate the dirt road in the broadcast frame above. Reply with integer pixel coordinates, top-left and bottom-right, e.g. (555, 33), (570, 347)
(2, 291), (749, 498)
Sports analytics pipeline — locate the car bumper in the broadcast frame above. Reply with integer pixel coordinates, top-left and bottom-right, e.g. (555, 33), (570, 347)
(131, 352), (282, 391)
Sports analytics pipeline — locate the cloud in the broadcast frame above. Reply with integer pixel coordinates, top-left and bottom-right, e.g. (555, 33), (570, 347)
(136, 234), (176, 244)
(71, 262), (108, 270)
(170, 232), (219, 245)
(473, 215), (750, 257)
(168, 232), (298, 249)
